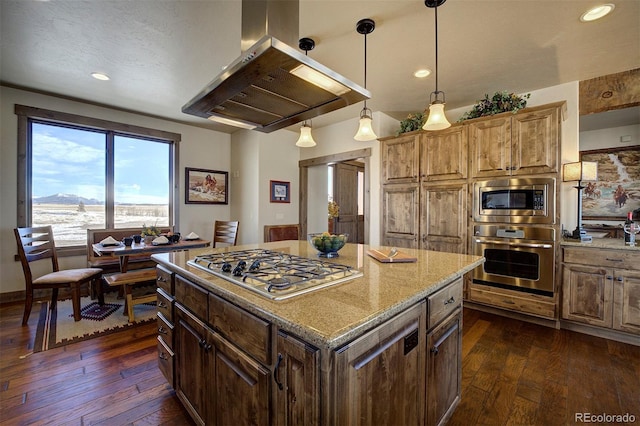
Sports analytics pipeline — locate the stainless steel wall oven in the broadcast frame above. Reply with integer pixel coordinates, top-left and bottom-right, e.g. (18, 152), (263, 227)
(472, 225), (555, 296)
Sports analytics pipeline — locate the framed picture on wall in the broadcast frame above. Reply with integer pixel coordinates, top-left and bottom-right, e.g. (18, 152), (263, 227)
(580, 145), (640, 220)
(185, 167), (229, 204)
(270, 180), (290, 203)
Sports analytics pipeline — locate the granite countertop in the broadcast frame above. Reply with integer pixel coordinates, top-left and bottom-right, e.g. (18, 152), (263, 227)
(561, 236), (640, 251)
(152, 241), (484, 349)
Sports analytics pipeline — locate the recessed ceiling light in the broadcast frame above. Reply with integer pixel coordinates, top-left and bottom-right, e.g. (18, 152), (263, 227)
(580, 4), (615, 22)
(91, 72), (110, 81)
(414, 69), (432, 78)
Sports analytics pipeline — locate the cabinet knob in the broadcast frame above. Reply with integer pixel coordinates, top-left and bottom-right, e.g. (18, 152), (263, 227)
(158, 301), (168, 308)
(159, 352), (169, 360)
(157, 276), (167, 282)
(158, 326), (167, 334)
(431, 346), (439, 355)
(616, 276), (623, 282)
(444, 296), (455, 305)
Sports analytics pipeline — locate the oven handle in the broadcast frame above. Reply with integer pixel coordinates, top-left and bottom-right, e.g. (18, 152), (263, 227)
(474, 238), (553, 249)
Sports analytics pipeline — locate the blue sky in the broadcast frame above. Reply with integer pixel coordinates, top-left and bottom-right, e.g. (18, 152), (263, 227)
(32, 123), (169, 204)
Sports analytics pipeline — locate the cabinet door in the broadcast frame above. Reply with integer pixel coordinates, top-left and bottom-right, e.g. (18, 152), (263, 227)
(420, 126), (467, 181)
(211, 332), (271, 426)
(468, 116), (511, 178)
(420, 183), (468, 253)
(426, 309), (462, 426)
(175, 305), (211, 426)
(334, 302), (425, 425)
(613, 270), (640, 335)
(561, 264), (613, 327)
(275, 330), (320, 426)
(511, 106), (559, 175)
(382, 184), (419, 248)
(381, 134), (419, 184)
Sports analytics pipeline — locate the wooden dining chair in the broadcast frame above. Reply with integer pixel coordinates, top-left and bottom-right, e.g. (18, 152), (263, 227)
(213, 220), (239, 247)
(264, 224), (300, 242)
(14, 226), (104, 325)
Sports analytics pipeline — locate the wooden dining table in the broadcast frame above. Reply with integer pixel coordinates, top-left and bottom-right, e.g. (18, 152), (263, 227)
(92, 238), (210, 272)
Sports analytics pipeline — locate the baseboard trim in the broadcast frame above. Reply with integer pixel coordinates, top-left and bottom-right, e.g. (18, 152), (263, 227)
(464, 301), (560, 329)
(560, 320), (640, 347)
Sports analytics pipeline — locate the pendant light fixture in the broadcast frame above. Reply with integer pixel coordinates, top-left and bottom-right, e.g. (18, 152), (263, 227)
(296, 38), (318, 148)
(354, 18), (378, 141)
(422, 0), (451, 131)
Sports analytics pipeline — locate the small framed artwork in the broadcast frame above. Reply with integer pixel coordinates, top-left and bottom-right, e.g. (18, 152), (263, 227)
(185, 167), (229, 204)
(580, 145), (640, 220)
(270, 180), (290, 203)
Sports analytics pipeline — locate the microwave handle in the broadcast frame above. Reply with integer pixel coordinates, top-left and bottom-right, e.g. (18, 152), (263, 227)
(474, 238), (553, 249)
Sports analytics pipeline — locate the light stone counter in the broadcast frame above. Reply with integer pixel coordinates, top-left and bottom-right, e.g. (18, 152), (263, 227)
(152, 241), (484, 349)
(561, 237), (640, 251)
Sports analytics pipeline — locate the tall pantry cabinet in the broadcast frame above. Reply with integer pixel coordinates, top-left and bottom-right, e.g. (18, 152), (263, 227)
(381, 126), (468, 253)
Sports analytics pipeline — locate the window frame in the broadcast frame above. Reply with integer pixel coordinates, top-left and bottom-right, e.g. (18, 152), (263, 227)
(15, 104), (181, 256)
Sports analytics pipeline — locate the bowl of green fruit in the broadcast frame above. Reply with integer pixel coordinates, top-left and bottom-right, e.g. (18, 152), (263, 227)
(308, 232), (348, 258)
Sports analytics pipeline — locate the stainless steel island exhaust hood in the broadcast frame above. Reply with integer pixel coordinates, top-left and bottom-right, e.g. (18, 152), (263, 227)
(182, 0), (370, 133)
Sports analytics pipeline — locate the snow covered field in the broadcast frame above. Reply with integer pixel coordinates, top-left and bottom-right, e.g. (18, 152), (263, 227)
(33, 204), (168, 246)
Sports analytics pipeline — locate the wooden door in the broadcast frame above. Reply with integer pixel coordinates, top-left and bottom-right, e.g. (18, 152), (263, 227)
(420, 126), (468, 182)
(420, 183), (468, 253)
(511, 106), (559, 175)
(380, 134), (419, 184)
(381, 184), (420, 248)
(561, 264), (613, 328)
(275, 330), (320, 426)
(333, 162), (364, 244)
(468, 115), (511, 178)
(334, 301), (426, 425)
(175, 305), (211, 426)
(426, 310), (462, 426)
(211, 332), (271, 426)
(613, 269), (640, 335)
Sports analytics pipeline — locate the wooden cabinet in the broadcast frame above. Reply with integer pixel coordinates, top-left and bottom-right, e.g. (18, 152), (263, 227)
(420, 126), (467, 182)
(469, 103), (562, 178)
(381, 133), (419, 184)
(156, 266), (175, 386)
(382, 183), (420, 248)
(334, 301), (426, 425)
(275, 330), (320, 425)
(562, 246), (640, 335)
(426, 309), (462, 426)
(420, 182), (468, 253)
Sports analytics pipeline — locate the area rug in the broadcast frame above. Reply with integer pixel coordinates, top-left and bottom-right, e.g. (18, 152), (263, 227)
(32, 290), (157, 353)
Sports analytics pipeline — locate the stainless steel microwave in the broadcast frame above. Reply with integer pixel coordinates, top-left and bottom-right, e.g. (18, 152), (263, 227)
(473, 178), (555, 224)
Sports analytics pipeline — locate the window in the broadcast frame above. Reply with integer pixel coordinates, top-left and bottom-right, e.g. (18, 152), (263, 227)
(16, 105), (180, 254)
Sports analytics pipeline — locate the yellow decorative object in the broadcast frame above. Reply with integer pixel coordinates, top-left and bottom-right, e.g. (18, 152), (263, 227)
(328, 201), (340, 219)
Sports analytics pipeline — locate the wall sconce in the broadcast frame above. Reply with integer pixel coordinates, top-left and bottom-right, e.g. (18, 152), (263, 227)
(563, 161), (598, 240)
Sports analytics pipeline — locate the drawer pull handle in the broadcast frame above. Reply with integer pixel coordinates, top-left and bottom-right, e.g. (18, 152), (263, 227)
(157, 276), (167, 282)
(158, 301), (168, 309)
(158, 326), (168, 334)
(159, 352), (169, 360)
(605, 258), (623, 262)
(444, 296), (455, 305)
(606, 275), (614, 280)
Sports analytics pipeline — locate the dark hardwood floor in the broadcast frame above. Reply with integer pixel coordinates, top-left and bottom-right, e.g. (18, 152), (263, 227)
(1, 301), (638, 425)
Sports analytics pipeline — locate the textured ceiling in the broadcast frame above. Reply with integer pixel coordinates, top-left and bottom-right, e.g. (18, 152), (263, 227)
(1, 0), (639, 134)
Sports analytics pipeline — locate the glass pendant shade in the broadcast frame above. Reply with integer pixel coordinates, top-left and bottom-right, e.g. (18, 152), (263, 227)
(296, 123), (316, 147)
(354, 108), (378, 141)
(422, 102), (451, 131)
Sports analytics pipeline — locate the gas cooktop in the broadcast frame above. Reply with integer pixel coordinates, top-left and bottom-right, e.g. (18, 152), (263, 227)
(187, 249), (363, 300)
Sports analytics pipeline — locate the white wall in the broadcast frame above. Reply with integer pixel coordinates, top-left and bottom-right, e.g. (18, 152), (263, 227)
(0, 86), (231, 294)
(580, 124), (639, 151)
(230, 128), (299, 244)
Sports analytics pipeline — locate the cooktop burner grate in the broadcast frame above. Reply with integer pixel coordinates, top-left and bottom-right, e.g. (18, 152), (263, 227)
(187, 249), (363, 300)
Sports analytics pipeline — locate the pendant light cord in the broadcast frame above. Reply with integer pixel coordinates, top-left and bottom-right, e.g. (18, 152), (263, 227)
(434, 3), (439, 94)
(363, 31), (368, 109)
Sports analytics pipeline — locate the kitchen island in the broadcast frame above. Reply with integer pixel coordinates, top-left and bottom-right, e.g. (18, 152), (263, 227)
(152, 241), (484, 426)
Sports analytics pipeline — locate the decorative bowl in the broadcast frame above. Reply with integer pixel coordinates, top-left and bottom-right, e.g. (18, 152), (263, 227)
(308, 232), (348, 258)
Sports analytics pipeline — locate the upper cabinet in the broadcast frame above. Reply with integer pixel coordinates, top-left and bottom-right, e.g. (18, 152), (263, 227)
(469, 102), (565, 178)
(381, 133), (419, 184)
(420, 126), (468, 182)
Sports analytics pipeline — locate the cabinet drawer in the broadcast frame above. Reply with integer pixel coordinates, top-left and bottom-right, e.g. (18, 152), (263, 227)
(175, 275), (208, 320)
(428, 278), (463, 328)
(208, 293), (272, 365)
(156, 265), (174, 294)
(157, 288), (174, 322)
(564, 247), (638, 271)
(468, 283), (556, 319)
(157, 312), (174, 349)
(157, 335), (174, 388)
